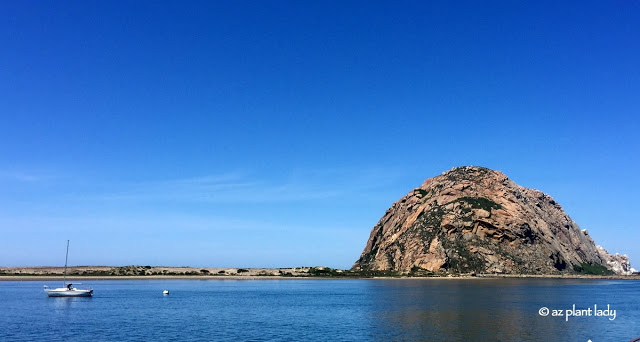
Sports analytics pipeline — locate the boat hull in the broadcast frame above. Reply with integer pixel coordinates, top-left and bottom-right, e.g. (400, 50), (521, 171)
(44, 288), (93, 297)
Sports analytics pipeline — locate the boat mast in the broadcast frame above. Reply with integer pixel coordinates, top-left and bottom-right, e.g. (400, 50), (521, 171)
(63, 240), (69, 287)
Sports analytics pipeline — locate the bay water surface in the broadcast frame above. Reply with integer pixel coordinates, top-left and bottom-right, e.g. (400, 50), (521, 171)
(1, 278), (638, 341)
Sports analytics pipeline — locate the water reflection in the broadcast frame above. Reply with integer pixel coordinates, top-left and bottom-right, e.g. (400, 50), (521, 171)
(365, 279), (636, 341)
(48, 296), (94, 319)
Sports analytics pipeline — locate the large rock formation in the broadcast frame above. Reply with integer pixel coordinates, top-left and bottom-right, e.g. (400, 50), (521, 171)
(352, 166), (632, 275)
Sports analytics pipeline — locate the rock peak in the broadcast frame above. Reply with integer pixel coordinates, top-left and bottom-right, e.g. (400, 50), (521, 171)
(445, 165), (494, 174)
(420, 166), (507, 188)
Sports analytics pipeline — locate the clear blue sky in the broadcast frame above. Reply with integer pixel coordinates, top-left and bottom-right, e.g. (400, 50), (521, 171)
(1, 1), (638, 269)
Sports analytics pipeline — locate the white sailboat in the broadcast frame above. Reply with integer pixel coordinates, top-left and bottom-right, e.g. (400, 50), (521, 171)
(44, 240), (93, 297)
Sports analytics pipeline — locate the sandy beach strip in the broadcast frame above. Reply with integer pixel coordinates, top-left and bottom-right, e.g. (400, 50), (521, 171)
(2, 274), (639, 281)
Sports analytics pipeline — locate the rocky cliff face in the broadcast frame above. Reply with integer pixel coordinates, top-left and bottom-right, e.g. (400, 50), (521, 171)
(596, 246), (635, 275)
(352, 166), (631, 275)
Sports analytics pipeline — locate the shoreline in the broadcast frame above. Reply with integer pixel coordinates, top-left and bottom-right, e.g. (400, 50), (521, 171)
(2, 274), (639, 281)
(3, 265), (638, 281)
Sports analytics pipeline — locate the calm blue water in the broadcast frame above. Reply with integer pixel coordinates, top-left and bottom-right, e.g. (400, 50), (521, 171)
(0, 278), (638, 341)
